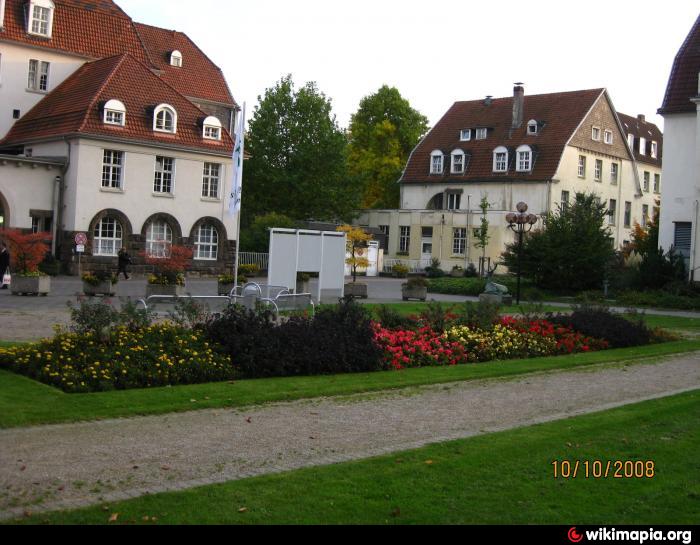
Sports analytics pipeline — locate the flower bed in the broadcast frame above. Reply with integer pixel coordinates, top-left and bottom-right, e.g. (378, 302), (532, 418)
(0, 324), (232, 393)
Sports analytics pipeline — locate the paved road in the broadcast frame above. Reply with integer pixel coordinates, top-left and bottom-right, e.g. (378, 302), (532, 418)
(0, 354), (698, 520)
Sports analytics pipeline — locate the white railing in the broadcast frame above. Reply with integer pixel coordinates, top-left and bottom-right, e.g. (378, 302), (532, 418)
(238, 252), (269, 271)
(383, 258), (432, 274)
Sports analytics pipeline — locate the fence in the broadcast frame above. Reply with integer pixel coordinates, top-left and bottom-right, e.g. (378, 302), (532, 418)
(383, 258), (433, 274)
(238, 252), (269, 272)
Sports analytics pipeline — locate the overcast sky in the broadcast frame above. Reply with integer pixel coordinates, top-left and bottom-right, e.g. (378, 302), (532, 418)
(117, 0), (698, 132)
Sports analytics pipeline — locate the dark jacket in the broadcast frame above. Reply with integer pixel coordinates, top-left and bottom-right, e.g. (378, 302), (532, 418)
(117, 250), (131, 268)
(0, 249), (9, 271)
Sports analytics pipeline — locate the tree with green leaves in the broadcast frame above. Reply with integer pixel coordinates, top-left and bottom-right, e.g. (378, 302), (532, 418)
(243, 75), (360, 226)
(337, 225), (372, 283)
(501, 193), (615, 292)
(474, 197), (491, 274)
(348, 86), (429, 209)
(239, 212), (298, 253)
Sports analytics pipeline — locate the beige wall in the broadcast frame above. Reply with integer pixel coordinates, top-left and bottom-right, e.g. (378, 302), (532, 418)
(0, 157), (60, 230)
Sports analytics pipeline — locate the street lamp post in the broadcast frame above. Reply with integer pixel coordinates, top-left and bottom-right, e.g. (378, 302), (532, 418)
(506, 202), (539, 305)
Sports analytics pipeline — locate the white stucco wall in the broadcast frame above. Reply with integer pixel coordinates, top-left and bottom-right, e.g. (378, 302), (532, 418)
(0, 157), (60, 229)
(0, 42), (86, 139)
(62, 138), (235, 240)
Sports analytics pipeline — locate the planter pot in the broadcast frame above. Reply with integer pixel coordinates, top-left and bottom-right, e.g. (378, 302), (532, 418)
(295, 280), (310, 294)
(344, 282), (368, 299)
(83, 280), (116, 296)
(450, 269), (464, 278)
(146, 283), (186, 298)
(218, 282), (235, 296)
(402, 286), (427, 301)
(11, 275), (51, 296)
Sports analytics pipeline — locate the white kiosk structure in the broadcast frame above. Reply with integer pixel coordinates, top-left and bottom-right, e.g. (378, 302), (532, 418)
(268, 229), (347, 304)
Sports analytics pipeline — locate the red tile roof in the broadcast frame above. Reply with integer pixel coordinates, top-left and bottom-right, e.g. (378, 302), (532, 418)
(1, 0), (150, 63)
(401, 89), (604, 184)
(659, 13), (700, 115)
(617, 113), (663, 167)
(0, 54), (234, 155)
(134, 23), (236, 107)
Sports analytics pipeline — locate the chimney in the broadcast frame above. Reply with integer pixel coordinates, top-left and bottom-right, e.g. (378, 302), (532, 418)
(484, 95), (493, 106)
(512, 83), (524, 129)
(637, 114), (646, 123)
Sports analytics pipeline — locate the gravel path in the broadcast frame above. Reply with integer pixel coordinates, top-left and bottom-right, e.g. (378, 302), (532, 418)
(1, 354), (699, 519)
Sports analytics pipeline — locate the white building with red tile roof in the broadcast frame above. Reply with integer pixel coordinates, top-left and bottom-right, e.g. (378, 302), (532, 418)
(0, 0), (239, 274)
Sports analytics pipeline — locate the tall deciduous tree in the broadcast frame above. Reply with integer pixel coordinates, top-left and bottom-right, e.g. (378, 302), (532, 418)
(243, 75), (360, 227)
(501, 193), (615, 291)
(348, 86), (429, 209)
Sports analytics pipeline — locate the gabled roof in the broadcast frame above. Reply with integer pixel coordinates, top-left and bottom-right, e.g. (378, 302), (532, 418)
(617, 113), (663, 167)
(134, 23), (236, 107)
(659, 13), (700, 115)
(0, 0), (151, 63)
(0, 54), (233, 155)
(401, 89), (604, 184)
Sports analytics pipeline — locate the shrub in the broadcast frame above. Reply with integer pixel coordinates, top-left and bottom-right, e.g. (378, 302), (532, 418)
(143, 243), (193, 285)
(548, 308), (651, 348)
(392, 263), (409, 278)
(374, 305), (415, 330)
(465, 263), (478, 278)
(425, 258), (445, 278)
(168, 297), (212, 329)
(0, 324), (233, 393)
(239, 264), (261, 277)
(428, 277), (486, 296)
(67, 298), (121, 337)
(2, 229), (51, 275)
(405, 275), (428, 289)
(456, 300), (501, 330)
(82, 270), (118, 286)
(418, 300), (455, 333)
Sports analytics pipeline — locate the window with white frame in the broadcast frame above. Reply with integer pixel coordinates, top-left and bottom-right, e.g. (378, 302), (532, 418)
(202, 162), (221, 198)
(453, 228), (467, 255)
(527, 120), (538, 135)
(608, 199), (617, 225)
(592, 127), (601, 141)
(27, 0), (54, 37)
(430, 151), (443, 174)
(578, 155), (586, 178)
(460, 129), (471, 141)
(641, 205), (649, 228)
(195, 224), (218, 260)
(146, 221), (173, 258)
(154, 104), (177, 133)
(154, 156), (174, 194)
(561, 190), (570, 209)
(651, 141), (658, 158)
(516, 145), (532, 172)
(627, 133), (635, 150)
(654, 173), (660, 193)
(604, 130), (613, 144)
(93, 217), (123, 256)
(399, 226), (410, 253)
(610, 162), (618, 185)
(475, 128), (487, 140)
(170, 50), (183, 67)
(493, 146), (508, 173)
(643, 171), (650, 192)
(446, 193), (461, 210)
(451, 150), (465, 174)
(639, 137), (646, 155)
(624, 202), (632, 228)
(0, 0), (5, 29)
(594, 159), (602, 182)
(203, 116), (222, 140)
(27, 60), (50, 91)
(103, 99), (126, 126)
(101, 150), (124, 189)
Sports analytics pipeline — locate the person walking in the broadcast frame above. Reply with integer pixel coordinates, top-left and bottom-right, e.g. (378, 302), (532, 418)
(117, 247), (132, 280)
(0, 242), (9, 289)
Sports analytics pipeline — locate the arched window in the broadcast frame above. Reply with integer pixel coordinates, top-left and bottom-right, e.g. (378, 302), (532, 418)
(430, 150), (444, 174)
(451, 149), (465, 174)
(194, 224), (219, 260)
(154, 104), (177, 133)
(516, 145), (532, 172)
(27, 0), (54, 38)
(493, 146), (508, 173)
(93, 217), (123, 256)
(146, 221), (173, 258)
(527, 119), (538, 135)
(202, 116), (222, 140)
(103, 99), (126, 126)
(170, 50), (183, 67)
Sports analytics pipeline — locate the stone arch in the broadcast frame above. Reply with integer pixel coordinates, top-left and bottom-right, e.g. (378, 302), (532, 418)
(140, 212), (183, 241)
(0, 190), (9, 230)
(88, 209), (133, 254)
(189, 216), (228, 261)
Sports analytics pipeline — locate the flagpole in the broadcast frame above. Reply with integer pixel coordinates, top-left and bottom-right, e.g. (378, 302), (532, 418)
(230, 103), (246, 296)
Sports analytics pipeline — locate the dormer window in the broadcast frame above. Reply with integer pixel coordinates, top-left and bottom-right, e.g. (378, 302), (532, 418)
(27, 0), (54, 38)
(0, 0), (6, 29)
(527, 120), (538, 135)
(639, 137), (646, 155)
(203, 116), (222, 140)
(154, 104), (177, 133)
(651, 141), (658, 159)
(103, 99), (126, 126)
(475, 128), (487, 140)
(516, 145), (532, 172)
(460, 129), (471, 141)
(430, 150), (444, 174)
(170, 50), (183, 67)
(451, 149), (465, 174)
(604, 130), (613, 144)
(627, 133), (635, 150)
(493, 146), (508, 173)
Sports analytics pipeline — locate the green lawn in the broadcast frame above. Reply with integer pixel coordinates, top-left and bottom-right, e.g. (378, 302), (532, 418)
(13, 390), (699, 525)
(2, 339), (699, 429)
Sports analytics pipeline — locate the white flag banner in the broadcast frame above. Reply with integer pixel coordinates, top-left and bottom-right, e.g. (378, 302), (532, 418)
(228, 103), (246, 217)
